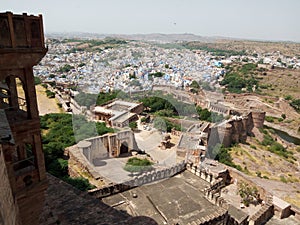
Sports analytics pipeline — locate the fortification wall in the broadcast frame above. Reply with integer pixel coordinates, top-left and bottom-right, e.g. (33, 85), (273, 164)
(89, 161), (186, 198)
(67, 145), (103, 180)
(212, 111), (264, 148)
(228, 168), (268, 200)
(185, 163), (230, 225)
(251, 111), (265, 128)
(0, 146), (20, 225)
(249, 195), (274, 225)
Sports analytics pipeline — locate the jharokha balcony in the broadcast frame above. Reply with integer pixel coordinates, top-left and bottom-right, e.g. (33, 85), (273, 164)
(0, 12), (47, 69)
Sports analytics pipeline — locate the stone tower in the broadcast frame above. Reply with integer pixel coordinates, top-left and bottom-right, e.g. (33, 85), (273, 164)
(0, 12), (47, 225)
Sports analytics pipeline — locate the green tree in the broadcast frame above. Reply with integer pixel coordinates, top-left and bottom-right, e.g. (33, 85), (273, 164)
(129, 121), (137, 130)
(238, 182), (260, 207)
(290, 99), (300, 112)
(63, 177), (95, 191)
(96, 122), (114, 135)
(190, 80), (200, 89)
(74, 92), (98, 108)
(34, 76), (41, 85)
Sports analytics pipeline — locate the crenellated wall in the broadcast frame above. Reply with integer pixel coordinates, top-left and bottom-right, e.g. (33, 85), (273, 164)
(248, 195), (274, 225)
(89, 161), (186, 198)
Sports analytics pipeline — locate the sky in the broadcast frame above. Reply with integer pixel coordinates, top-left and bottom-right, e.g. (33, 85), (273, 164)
(2, 0), (300, 42)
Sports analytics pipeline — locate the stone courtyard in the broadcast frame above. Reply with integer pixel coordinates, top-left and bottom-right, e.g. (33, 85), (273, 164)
(102, 170), (227, 225)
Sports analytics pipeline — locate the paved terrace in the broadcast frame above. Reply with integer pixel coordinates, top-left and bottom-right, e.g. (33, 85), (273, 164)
(102, 170), (226, 225)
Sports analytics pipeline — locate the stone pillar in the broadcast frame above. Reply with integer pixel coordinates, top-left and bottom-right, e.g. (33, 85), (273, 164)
(6, 76), (19, 109)
(23, 67), (39, 119)
(33, 133), (46, 180)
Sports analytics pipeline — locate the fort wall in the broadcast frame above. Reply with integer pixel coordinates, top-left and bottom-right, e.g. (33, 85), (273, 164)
(0, 146), (20, 225)
(89, 161), (186, 198)
(212, 111), (265, 148)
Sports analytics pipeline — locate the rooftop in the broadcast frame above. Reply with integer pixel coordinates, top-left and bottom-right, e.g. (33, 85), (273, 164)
(102, 171), (226, 224)
(40, 174), (158, 225)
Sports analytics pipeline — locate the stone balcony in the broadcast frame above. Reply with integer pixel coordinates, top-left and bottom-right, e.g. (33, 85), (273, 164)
(0, 12), (47, 69)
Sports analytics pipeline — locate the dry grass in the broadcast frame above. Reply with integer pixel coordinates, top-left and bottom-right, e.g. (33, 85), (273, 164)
(259, 68), (300, 99)
(35, 85), (63, 115)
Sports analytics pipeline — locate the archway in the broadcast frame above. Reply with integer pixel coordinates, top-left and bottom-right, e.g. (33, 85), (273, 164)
(120, 141), (129, 155)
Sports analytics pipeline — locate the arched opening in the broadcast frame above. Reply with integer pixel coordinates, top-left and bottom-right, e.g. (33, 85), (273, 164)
(1, 76), (27, 115)
(120, 141), (129, 155)
(12, 142), (36, 174)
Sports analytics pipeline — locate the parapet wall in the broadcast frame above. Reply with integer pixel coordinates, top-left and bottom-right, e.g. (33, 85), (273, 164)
(89, 161), (186, 198)
(229, 167), (275, 225)
(186, 163), (230, 225)
(186, 163), (228, 207)
(248, 195), (274, 225)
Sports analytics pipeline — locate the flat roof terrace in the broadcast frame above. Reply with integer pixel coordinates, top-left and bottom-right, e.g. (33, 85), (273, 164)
(103, 171), (226, 224)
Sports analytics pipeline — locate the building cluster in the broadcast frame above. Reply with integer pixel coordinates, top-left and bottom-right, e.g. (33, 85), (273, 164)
(92, 100), (143, 128)
(34, 38), (300, 96)
(34, 40), (227, 93)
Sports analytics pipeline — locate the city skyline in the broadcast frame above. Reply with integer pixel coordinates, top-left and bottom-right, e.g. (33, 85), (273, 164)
(2, 0), (300, 42)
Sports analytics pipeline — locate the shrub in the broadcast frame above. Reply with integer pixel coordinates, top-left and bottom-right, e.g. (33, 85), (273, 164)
(46, 90), (55, 98)
(284, 95), (293, 101)
(124, 157), (153, 173)
(238, 182), (260, 207)
(261, 134), (274, 146)
(256, 171), (262, 177)
(265, 116), (275, 123)
(63, 177), (95, 191)
(34, 76), (41, 85)
(280, 175), (288, 183)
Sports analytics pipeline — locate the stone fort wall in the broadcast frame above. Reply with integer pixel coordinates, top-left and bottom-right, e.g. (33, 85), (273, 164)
(0, 146), (20, 225)
(89, 161), (186, 198)
(210, 111), (265, 148)
(81, 130), (139, 163)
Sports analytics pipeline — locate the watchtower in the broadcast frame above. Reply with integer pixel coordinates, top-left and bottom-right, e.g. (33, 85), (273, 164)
(0, 12), (47, 225)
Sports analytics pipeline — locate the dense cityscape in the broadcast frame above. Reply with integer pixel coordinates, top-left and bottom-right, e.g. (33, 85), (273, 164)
(1, 6), (300, 225)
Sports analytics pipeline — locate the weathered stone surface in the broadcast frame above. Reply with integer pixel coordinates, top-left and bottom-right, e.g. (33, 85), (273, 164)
(40, 174), (157, 225)
(0, 12), (48, 225)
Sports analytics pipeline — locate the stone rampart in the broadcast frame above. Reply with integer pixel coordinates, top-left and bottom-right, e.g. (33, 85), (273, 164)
(89, 161), (186, 199)
(248, 195), (274, 225)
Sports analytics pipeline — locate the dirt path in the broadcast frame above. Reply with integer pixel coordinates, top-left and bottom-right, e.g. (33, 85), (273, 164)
(35, 85), (62, 115)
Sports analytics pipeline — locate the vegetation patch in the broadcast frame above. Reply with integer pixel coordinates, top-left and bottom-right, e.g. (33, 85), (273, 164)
(210, 144), (243, 171)
(260, 132), (294, 159)
(45, 90), (55, 98)
(220, 63), (259, 93)
(237, 182), (260, 207)
(41, 113), (113, 191)
(124, 157), (153, 173)
(141, 92), (223, 122)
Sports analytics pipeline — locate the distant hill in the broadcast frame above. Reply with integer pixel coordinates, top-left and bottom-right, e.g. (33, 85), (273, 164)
(46, 32), (300, 56)
(46, 32), (217, 43)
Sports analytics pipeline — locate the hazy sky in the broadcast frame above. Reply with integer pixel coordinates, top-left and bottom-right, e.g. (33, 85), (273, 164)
(2, 0), (300, 42)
